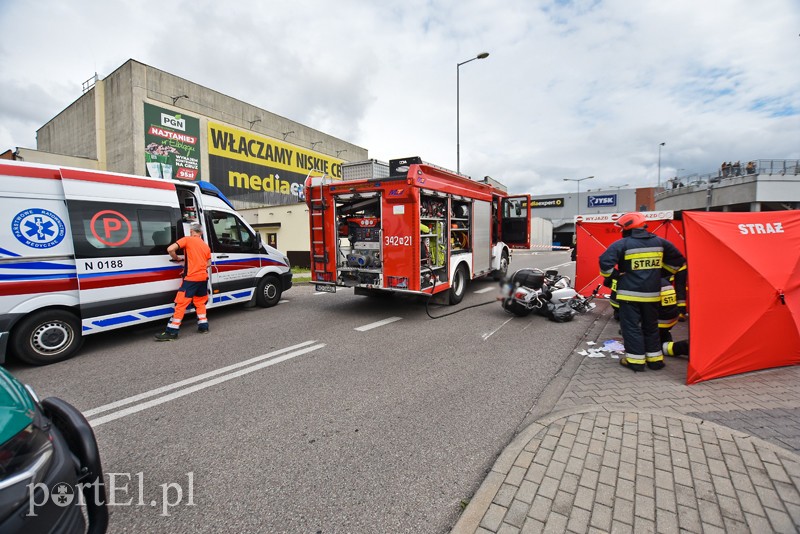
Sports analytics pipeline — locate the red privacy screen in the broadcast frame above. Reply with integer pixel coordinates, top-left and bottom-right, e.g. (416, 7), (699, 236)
(683, 211), (800, 384)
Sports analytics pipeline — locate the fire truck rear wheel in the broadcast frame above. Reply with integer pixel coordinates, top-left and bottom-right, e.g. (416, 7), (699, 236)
(11, 310), (83, 365)
(256, 275), (282, 308)
(449, 264), (468, 305)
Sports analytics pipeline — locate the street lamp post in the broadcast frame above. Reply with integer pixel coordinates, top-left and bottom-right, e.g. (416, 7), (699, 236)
(657, 142), (666, 188)
(563, 176), (594, 216)
(457, 52), (489, 174)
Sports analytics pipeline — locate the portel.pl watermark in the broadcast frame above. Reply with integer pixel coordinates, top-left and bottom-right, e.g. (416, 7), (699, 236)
(27, 472), (195, 517)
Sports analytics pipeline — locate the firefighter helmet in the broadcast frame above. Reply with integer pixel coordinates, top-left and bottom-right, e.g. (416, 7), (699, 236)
(615, 212), (647, 230)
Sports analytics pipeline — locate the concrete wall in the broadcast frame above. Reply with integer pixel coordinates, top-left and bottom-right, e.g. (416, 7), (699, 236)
(37, 90), (97, 160)
(103, 61), (137, 172)
(5, 148), (99, 169)
(133, 59), (366, 176)
(35, 59), (367, 180)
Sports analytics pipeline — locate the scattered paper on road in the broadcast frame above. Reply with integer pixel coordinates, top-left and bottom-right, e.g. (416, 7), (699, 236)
(603, 339), (625, 353)
(580, 338), (626, 359)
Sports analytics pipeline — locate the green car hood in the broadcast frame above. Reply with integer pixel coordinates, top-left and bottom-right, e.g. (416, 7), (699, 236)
(0, 368), (37, 444)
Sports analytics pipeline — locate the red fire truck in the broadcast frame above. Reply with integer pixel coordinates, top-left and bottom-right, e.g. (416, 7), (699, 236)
(304, 157), (531, 304)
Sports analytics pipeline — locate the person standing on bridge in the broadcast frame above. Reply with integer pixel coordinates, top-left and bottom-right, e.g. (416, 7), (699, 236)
(599, 212), (685, 372)
(155, 223), (212, 341)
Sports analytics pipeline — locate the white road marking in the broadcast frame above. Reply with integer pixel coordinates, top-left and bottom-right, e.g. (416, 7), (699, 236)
(474, 287), (495, 294)
(279, 300), (289, 304)
(85, 341), (322, 425)
(354, 316), (402, 331)
(482, 317), (514, 341)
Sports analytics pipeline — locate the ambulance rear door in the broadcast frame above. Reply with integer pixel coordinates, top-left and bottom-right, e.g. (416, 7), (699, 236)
(58, 167), (184, 334)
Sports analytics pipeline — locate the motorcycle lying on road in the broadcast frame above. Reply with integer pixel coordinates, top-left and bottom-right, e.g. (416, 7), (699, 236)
(499, 268), (599, 322)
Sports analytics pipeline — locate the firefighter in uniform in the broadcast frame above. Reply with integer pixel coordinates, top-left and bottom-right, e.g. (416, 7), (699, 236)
(658, 275), (680, 340)
(659, 271), (691, 358)
(674, 264), (688, 320)
(599, 213), (685, 371)
(604, 270), (620, 321)
(155, 223), (212, 341)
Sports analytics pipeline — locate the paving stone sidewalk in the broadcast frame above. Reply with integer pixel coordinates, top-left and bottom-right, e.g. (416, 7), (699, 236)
(453, 302), (800, 534)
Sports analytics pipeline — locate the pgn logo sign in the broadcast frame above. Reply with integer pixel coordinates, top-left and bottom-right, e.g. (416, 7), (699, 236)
(161, 113), (186, 131)
(587, 194), (617, 208)
(90, 210), (132, 247)
(11, 208), (67, 249)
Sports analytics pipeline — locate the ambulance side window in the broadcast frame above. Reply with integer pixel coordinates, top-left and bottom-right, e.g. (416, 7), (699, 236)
(141, 210), (175, 255)
(206, 210), (255, 253)
(68, 200), (180, 259)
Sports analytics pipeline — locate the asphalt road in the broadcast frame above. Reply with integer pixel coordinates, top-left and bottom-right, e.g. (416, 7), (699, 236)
(9, 250), (602, 534)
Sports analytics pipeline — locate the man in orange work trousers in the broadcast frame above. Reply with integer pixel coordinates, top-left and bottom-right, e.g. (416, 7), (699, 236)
(155, 223), (212, 341)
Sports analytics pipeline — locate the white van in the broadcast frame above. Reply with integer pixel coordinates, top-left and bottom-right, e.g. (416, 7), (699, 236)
(0, 161), (292, 365)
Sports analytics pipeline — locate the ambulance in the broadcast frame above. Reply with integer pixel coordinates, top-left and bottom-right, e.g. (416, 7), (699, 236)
(0, 160), (292, 365)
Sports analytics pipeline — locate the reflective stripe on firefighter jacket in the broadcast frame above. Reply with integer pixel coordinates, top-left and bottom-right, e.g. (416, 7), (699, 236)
(610, 278), (619, 309)
(658, 278), (679, 329)
(598, 228), (685, 303)
(602, 270), (619, 309)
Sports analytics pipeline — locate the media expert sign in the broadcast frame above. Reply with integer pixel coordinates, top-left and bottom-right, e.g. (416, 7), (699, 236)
(207, 122), (343, 202)
(144, 103), (201, 181)
(587, 194), (617, 208)
(530, 198), (565, 209)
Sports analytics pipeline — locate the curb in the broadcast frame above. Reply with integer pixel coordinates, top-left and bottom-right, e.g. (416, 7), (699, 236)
(452, 403), (800, 534)
(451, 305), (614, 533)
(451, 302), (800, 534)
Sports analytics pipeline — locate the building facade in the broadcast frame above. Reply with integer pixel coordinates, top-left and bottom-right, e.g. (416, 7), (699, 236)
(529, 187), (654, 247)
(655, 160), (800, 213)
(17, 59), (369, 264)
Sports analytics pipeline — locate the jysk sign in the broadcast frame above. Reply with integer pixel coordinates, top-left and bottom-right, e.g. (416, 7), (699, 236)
(587, 194), (617, 208)
(530, 198), (564, 209)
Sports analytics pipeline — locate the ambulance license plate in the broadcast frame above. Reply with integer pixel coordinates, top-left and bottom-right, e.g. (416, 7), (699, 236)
(315, 284), (336, 293)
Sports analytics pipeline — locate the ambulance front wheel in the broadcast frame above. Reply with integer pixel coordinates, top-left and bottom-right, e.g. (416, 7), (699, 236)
(256, 275), (282, 307)
(449, 264), (468, 305)
(11, 310), (83, 365)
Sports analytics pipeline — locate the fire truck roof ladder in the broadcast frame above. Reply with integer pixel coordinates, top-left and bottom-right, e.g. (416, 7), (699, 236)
(307, 170), (334, 284)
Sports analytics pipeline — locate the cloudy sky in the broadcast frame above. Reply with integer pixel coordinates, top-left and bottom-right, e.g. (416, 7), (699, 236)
(1, 0), (798, 195)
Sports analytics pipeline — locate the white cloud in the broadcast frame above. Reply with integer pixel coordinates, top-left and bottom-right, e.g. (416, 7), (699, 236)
(0, 0), (797, 194)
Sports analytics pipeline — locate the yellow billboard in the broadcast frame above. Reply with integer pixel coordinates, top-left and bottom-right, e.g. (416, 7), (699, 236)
(207, 122), (343, 203)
